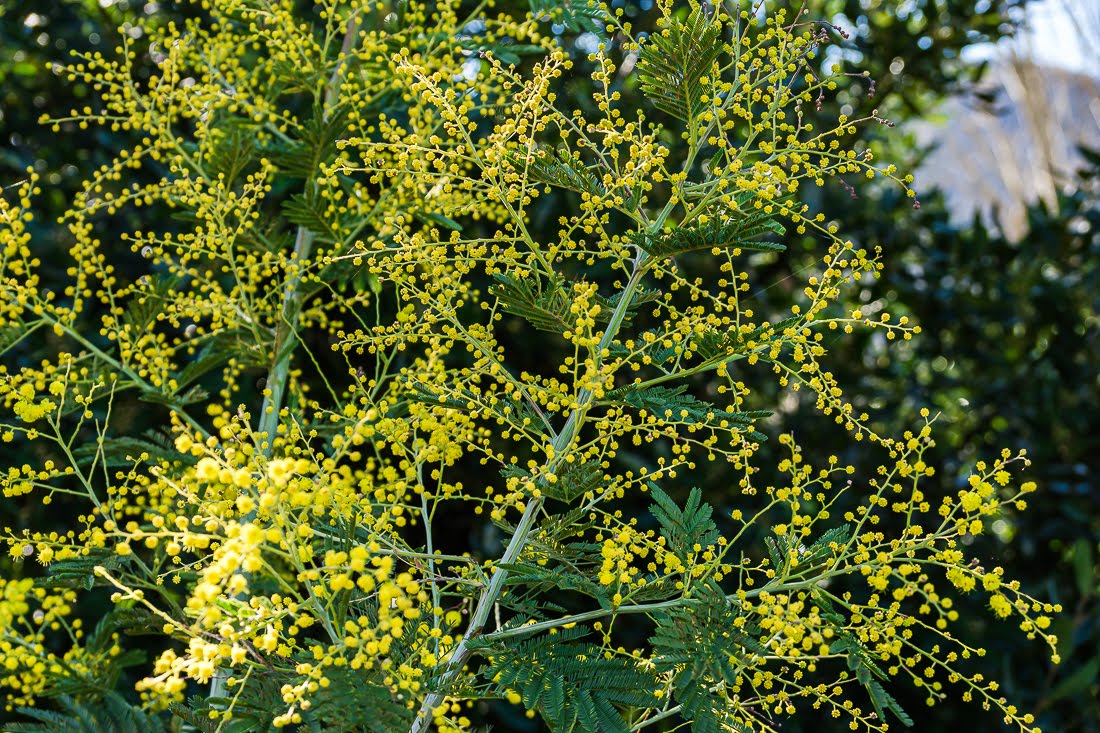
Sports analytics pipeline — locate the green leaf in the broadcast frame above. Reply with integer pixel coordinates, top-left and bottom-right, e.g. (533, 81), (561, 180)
(41, 550), (123, 590)
(260, 138), (315, 179)
(309, 666), (414, 731)
(175, 328), (259, 387)
(198, 117), (257, 185)
(491, 271), (574, 333)
(605, 286), (662, 315)
(316, 237), (393, 294)
(649, 591), (761, 733)
(169, 699), (225, 733)
(139, 384), (209, 409)
(123, 273), (184, 333)
(764, 535), (784, 572)
(766, 524), (851, 575)
(406, 382), (479, 412)
(498, 561), (611, 607)
(606, 384), (769, 439)
(868, 679), (914, 727)
(797, 524), (852, 571)
(511, 146), (604, 199)
(525, 506), (598, 551)
(492, 270), (651, 335)
(631, 213), (786, 261)
(504, 459), (605, 503)
(647, 484), (719, 562)
(10, 692), (167, 733)
(691, 316), (801, 362)
(508, 145), (644, 210)
(479, 628), (657, 733)
(408, 382), (549, 437)
(828, 627), (911, 723)
(282, 190), (338, 241)
(636, 6), (723, 126)
(72, 434), (179, 469)
(855, 663), (871, 685)
(606, 327), (680, 367)
(528, 0), (610, 39)
(551, 459), (605, 502)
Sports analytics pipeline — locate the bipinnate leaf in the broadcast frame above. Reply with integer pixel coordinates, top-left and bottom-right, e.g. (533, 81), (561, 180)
(631, 213), (786, 261)
(491, 270), (654, 334)
(691, 316), (802, 362)
(528, 0), (610, 39)
(647, 483), (719, 561)
(636, 6), (723, 127)
(828, 630), (914, 726)
(479, 627), (658, 733)
(607, 384), (769, 440)
(649, 591), (761, 733)
(508, 145), (643, 210)
(10, 692), (166, 733)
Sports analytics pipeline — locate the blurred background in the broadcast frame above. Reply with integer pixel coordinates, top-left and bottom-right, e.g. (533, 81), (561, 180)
(1, 0), (1097, 730)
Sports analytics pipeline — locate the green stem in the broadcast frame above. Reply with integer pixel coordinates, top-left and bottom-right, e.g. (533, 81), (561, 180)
(473, 563), (862, 647)
(209, 15), (360, 703)
(254, 223), (314, 456)
(254, 13), (361, 457)
(481, 597), (685, 643)
(407, 253), (651, 733)
(630, 704), (683, 732)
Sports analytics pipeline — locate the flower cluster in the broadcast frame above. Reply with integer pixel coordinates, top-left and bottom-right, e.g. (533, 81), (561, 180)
(0, 1), (1056, 732)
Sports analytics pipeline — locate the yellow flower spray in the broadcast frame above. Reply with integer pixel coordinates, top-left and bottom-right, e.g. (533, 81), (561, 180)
(0, 1), (1057, 731)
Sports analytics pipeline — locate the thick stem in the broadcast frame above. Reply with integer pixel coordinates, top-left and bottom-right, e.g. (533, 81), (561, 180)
(256, 13), (360, 457)
(208, 16), (360, 703)
(255, 222), (315, 457)
(407, 254), (649, 733)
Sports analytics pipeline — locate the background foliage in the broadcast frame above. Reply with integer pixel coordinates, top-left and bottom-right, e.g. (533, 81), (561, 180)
(1, 0), (1096, 731)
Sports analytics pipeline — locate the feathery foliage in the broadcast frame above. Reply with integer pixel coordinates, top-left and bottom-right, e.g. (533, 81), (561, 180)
(8, 692), (165, 733)
(629, 209), (787, 260)
(480, 628), (658, 733)
(636, 5), (724, 134)
(0, 1), (1057, 732)
(528, 0), (610, 38)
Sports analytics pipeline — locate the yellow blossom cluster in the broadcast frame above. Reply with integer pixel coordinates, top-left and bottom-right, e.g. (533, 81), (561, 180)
(0, 1), (1057, 732)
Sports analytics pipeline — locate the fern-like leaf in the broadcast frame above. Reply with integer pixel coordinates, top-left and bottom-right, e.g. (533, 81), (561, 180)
(40, 550), (123, 590)
(480, 628), (658, 733)
(491, 271), (574, 333)
(606, 384), (769, 439)
(175, 328), (259, 387)
(512, 146), (603, 198)
(691, 316), (802, 362)
(10, 692), (166, 733)
(636, 6), (723, 127)
(827, 630), (913, 725)
(499, 561), (611, 607)
(412, 382), (548, 437)
(309, 667), (415, 732)
(492, 271), (653, 335)
(650, 592), (762, 733)
(631, 213), (785, 261)
(528, 0), (610, 39)
(508, 146), (643, 210)
(282, 190), (338, 241)
(647, 484), (718, 561)
(502, 459), (604, 503)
